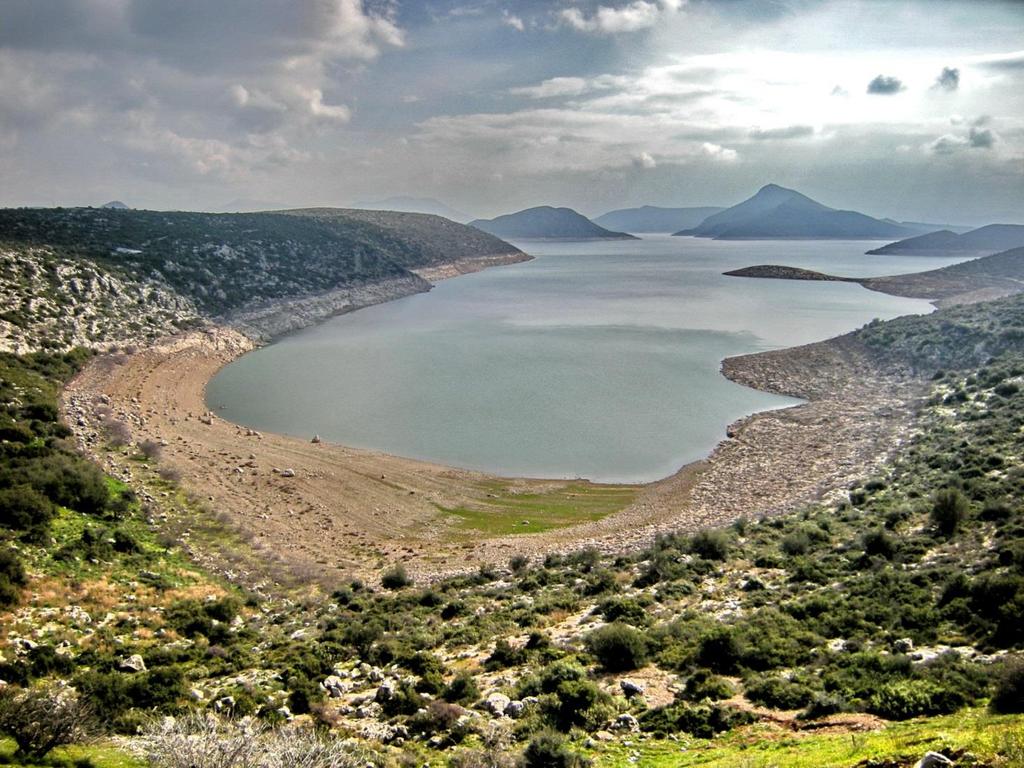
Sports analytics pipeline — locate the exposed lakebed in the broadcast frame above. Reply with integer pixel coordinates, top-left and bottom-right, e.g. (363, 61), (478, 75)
(207, 236), (966, 483)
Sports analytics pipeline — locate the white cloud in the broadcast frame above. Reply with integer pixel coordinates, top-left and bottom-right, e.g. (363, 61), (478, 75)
(701, 142), (737, 161)
(633, 151), (657, 168)
(510, 77), (591, 99)
(502, 10), (525, 32)
(560, 0), (685, 35)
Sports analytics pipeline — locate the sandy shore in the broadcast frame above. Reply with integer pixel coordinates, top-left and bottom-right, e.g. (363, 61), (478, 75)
(61, 269), (930, 586)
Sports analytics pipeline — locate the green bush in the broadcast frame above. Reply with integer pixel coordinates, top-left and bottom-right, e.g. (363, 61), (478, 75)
(0, 547), (26, 607)
(584, 623), (649, 672)
(639, 701), (753, 738)
(991, 659), (1024, 714)
(0, 484), (55, 539)
(679, 671), (734, 702)
(690, 530), (729, 561)
(442, 672), (480, 706)
(521, 730), (589, 768)
(381, 564), (413, 590)
(931, 488), (968, 537)
(485, 639), (527, 670)
(866, 679), (966, 720)
(744, 674), (815, 710)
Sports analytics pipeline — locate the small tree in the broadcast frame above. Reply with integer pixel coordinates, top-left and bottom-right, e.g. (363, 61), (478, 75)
(931, 488), (968, 537)
(521, 730), (589, 768)
(380, 564), (413, 590)
(991, 658), (1024, 714)
(0, 685), (94, 759)
(585, 623), (649, 672)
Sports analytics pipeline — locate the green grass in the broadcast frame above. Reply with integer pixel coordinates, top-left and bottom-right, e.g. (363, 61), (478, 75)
(437, 481), (637, 535)
(0, 738), (142, 768)
(590, 709), (1024, 767)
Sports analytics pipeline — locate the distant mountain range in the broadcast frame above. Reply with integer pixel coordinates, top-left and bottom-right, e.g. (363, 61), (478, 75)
(351, 196), (469, 223)
(866, 224), (1024, 256)
(593, 205), (725, 234)
(675, 184), (932, 240)
(470, 206), (638, 240)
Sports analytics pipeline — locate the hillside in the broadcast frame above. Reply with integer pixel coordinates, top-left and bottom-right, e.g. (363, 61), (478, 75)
(471, 206), (638, 240)
(0, 207), (525, 351)
(349, 196), (470, 222)
(0, 293), (1022, 766)
(676, 184), (924, 240)
(593, 206), (724, 233)
(867, 224), (1024, 256)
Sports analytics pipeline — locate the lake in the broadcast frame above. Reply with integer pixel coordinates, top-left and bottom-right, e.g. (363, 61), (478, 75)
(207, 236), (966, 483)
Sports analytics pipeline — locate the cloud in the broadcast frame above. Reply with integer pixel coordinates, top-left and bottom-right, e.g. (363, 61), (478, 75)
(701, 142), (738, 162)
(749, 125), (814, 140)
(934, 66), (959, 91)
(866, 74), (904, 94)
(502, 10), (525, 31)
(975, 50), (1024, 71)
(560, 0), (685, 35)
(928, 116), (998, 154)
(509, 74), (628, 100)
(633, 152), (657, 169)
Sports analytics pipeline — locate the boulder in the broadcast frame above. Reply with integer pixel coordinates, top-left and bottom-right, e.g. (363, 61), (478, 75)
(894, 637), (915, 653)
(612, 713), (640, 732)
(483, 692), (511, 716)
(119, 654), (147, 673)
(914, 752), (953, 768)
(321, 675), (348, 698)
(620, 679), (645, 698)
(374, 679), (396, 703)
(504, 699), (526, 718)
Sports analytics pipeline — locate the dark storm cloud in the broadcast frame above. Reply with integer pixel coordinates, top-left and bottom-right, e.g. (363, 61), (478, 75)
(934, 66), (960, 91)
(866, 75), (904, 94)
(749, 125), (814, 140)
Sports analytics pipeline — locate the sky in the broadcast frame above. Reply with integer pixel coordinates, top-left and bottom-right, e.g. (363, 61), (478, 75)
(0, 0), (1022, 224)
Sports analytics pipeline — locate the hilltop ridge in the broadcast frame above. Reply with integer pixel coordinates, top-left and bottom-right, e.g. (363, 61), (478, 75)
(471, 205), (638, 240)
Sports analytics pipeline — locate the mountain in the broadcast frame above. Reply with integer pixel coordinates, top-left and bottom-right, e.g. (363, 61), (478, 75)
(351, 196), (469, 223)
(866, 224), (1024, 256)
(470, 206), (638, 240)
(674, 184), (924, 240)
(100, 200), (129, 209)
(593, 205), (725, 233)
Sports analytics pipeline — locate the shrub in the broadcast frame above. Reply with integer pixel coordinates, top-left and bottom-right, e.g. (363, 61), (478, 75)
(521, 730), (589, 768)
(800, 692), (849, 720)
(639, 701), (753, 738)
(0, 484), (55, 539)
(584, 623), (649, 672)
(866, 679), (965, 720)
(442, 672), (480, 706)
(0, 547), (27, 607)
(991, 658), (1024, 714)
(679, 671), (734, 702)
(0, 685), (93, 759)
(931, 488), (968, 537)
(744, 674), (815, 710)
(690, 530), (729, 561)
(486, 639), (527, 670)
(380, 564), (413, 590)
(697, 628), (741, 674)
(861, 528), (898, 560)
(509, 554), (530, 573)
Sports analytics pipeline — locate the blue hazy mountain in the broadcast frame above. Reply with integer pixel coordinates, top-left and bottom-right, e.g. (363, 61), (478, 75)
(470, 206), (638, 240)
(593, 205), (725, 233)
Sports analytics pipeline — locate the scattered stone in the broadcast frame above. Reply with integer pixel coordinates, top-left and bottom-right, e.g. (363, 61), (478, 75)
(311, 434), (321, 443)
(321, 675), (349, 698)
(375, 680), (396, 703)
(894, 637), (915, 653)
(280, 468), (296, 478)
(504, 699), (526, 718)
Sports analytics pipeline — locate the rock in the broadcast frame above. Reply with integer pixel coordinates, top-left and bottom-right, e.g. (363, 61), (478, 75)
(189, 688), (205, 701)
(612, 713), (640, 732)
(276, 706), (292, 721)
(367, 666), (385, 682)
(894, 637), (915, 653)
(280, 468), (296, 478)
(214, 695), (235, 711)
(321, 675), (348, 698)
(504, 699), (526, 718)
(914, 752), (953, 768)
(375, 680), (396, 703)
(483, 692), (511, 716)
(311, 435), (321, 443)
(620, 679), (645, 698)
(119, 654), (147, 673)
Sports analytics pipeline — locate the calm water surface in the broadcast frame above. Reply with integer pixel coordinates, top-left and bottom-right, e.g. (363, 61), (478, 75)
(207, 237), (967, 483)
